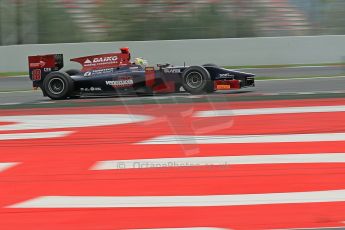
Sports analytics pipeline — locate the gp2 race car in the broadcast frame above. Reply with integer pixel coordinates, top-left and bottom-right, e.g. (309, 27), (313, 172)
(28, 47), (255, 100)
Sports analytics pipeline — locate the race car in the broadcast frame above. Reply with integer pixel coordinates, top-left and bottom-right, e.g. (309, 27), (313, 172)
(28, 47), (255, 100)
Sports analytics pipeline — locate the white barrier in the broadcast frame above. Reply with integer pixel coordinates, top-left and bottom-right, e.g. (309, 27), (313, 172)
(0, 35), (344, 72)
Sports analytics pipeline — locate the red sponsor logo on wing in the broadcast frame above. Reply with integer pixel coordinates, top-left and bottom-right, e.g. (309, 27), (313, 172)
(83, 56), (119, 67)
(29, 61), (46, 68)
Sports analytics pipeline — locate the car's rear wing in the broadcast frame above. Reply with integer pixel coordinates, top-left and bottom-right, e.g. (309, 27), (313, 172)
(28, 54), (64, 87)
(70, 52), (130, 71)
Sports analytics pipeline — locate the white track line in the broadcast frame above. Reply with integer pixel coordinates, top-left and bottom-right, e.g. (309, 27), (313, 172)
(0, 102), (22, 106)
(256, 75), (345, 81)
(0, 131), (73, 141)
(261, 91), (345, 96)
(279, 90), (345, 95)
(36, 101), (55, 104)
(0, 162), (19, 173)
(138, 133), (345, 145)
(8, 189), (345, 208)
(196, 105), (345, 117)
(0, 114), (152, 131)
(91, 153), (345, 170)
(0, 90), (35, 94)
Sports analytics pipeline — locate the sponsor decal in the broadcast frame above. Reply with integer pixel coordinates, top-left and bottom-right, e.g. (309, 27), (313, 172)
(216, 79), (232, 90)
(129, 66), (139, 70)
(84, 59), (92, 64)
(84, 71), (92, 77)
(164, 68), (181, 74)
(43, 68), (51, 72)
(216, 84), (231, 90)
(145, 67), (155, 71)
(92, 68), (114, 74)
(93, 56), (118, 63)
(84, 68), (115, 77)
(32, 69), (42, 81)
(80, 87), (102, 92)
(219, 73), (234, 78)
(29, 61), (46, 68)
(83, 56), (119, 67)
(106, 76), (134, 88)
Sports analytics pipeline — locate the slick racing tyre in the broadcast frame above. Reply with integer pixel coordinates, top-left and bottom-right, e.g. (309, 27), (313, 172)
(202, 63), (219, 67)
(202, 64), (217, 93)
(182, 66), (212, 94)
(205, 81), (216, 93)
(43, 71), (74, 100)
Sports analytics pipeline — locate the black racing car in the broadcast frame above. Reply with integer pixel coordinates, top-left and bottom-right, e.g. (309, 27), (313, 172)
(28, 48), (255, 100)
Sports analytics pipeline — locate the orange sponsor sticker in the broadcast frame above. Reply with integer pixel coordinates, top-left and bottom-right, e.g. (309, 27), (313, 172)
(216, 84), (231, 90)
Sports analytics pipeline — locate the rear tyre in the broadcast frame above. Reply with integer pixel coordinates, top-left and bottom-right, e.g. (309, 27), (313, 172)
(43, 71), (74, 100)
(182, 66), (211, 94)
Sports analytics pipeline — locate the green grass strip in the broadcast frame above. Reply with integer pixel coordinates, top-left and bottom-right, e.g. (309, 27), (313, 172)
(0, 72), (28, 77)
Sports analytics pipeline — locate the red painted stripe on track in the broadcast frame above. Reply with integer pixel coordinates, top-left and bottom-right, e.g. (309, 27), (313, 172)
(1, 98), (345, 230)
(1, 203), (345, 230)
(1, 112), (345, 147)
(1, 163), (345, 207)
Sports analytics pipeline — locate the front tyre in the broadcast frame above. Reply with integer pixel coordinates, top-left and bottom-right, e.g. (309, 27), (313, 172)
(43, 71), (74, 100)
(205, 82), (216, 93)
(202, 63), (218, 68)
(182, 66), (211, 94)
(202, 64), (218, 92)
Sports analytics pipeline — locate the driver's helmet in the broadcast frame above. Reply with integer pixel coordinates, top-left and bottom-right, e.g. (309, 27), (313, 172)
(134, 57), (148, 67)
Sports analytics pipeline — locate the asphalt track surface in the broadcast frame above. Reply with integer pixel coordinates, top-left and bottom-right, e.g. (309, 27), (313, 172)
(1, 75), (345, 105)
(238, 65), (344, 78)
(1, 67), (345, 230)
(1, 65), (344, 91)
(0, 65), (343, 105)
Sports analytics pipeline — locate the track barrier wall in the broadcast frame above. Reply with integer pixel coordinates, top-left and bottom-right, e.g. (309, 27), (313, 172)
(0, 35), (345, 72)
